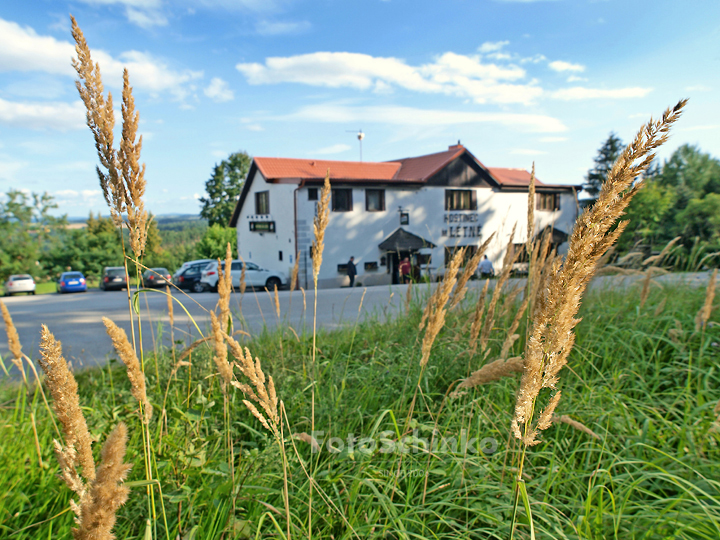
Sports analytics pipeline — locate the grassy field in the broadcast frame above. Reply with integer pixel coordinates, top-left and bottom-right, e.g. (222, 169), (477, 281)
(1, 280), (718, 539)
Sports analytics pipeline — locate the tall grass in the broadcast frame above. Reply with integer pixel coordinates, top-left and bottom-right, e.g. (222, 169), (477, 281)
(2, 278), (719, 538)
(2, 15), (716, 540)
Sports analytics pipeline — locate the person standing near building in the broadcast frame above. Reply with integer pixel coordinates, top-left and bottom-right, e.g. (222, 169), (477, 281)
(347, 256), (357, 287)
(399, 257), (411, 284)
(478, 255), (494, 279)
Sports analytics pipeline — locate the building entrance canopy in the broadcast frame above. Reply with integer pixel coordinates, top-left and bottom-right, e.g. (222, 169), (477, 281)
(378, 227), (436, 252)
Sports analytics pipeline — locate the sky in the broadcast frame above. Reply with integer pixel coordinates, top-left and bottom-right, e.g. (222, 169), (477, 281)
(0, 0), (718, 218)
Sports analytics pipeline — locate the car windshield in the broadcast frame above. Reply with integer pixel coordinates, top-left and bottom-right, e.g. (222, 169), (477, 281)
(12, 275), (32, 281)
(246, 262), (260, 270)
(106, 268), (125, 277)
(151, 268), (169, 274)
(64, 273), (83, 279)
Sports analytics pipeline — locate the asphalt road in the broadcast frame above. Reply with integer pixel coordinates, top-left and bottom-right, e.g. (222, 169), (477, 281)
(1, 271), (713, 376)
(0, 283), (413, 374)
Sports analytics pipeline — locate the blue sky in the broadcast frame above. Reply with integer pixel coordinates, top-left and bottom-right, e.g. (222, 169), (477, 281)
(1, 0), (718, 217)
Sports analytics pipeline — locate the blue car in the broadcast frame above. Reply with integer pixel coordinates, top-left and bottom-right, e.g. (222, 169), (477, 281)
(57, 271), (87, 294)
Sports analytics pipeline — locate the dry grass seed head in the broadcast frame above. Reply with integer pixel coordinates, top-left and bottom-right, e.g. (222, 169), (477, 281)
(210, 312), (234, 392)
(695, 268), (717, 331)
(1, 301), (23, 369)
(74, 422), (132, 540)
(165, 285), (174, 327)
(224, 333), (279, 435)
(500, 296), (530, 360)
(454, 356), (524, 395)
(512, 99), (687, 445)
(238, 255), (247, 295)
(102, 318), (152, 423)
(468, 279), (490, 354)
(39, 325), (96, 481)
(654, 296), (667, 317)
(405, 279), (413, 315)
(553, 415), (601, 440)
(420, 247), (465, 368)
(312, 173), (331, 282)
(273, 285), (280, 318)
(293, 432), (321, 452)
(216, 243), (233, 331)
(527, 163), (536, 255)
(71, 16), (148, 258)
(480, 224), (519, 351)
(643, 236), (681, 267)
(449, 233), (495, 310)
(290, 251), (300, 291)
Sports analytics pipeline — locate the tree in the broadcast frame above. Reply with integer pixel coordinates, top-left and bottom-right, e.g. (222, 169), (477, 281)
(584, 133), (624, 199)
(45, 213), (123, 278)
(195, 224), (237, 259)
(0, 190), (66, 280)
(199, 151), (252, 226)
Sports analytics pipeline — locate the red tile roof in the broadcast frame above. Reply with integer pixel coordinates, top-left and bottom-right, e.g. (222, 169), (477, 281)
(391, 145), (467, 181)
(488, 167), (547, 187)
(254, 157), (401, 181)
(251, 146), (573, 189)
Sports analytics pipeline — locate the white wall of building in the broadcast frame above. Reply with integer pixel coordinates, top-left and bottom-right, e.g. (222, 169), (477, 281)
(235, 170), (297, 279)
(236, 174), (578, 289)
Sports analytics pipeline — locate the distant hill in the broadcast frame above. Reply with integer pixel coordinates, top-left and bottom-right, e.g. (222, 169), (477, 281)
(66, 214), (207, 228)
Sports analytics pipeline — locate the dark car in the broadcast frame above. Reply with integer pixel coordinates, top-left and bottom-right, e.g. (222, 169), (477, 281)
(174, 265), (206, 293)
(142, 267), (172, 288)
(57, 271), (87, 294)
(100, 266), (127, 291)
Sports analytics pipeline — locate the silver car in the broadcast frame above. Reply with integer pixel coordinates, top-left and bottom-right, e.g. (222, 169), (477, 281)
(201, 260), (286, 291)
(4, 274), (36, 296)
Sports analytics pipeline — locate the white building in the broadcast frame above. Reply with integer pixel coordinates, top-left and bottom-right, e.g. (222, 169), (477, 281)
(229, 144), (578, 289)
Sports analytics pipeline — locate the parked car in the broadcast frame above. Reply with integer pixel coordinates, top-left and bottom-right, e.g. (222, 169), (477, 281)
(173, 259), (213, 279)
(201, 260), (286, 291)
(142, 268), (172, 288)
(174, 265), (206, 293)
(100, 266), (127, 291)
(4, 274), (36, 296)
(57, 271), (87, 294)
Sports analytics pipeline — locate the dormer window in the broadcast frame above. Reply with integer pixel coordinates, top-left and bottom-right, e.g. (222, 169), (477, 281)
(445, 189), (477, 211)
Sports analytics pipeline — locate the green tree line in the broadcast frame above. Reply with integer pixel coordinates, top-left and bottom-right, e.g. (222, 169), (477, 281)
(0, 194), (238, 282)
(586, 137), (720, 268)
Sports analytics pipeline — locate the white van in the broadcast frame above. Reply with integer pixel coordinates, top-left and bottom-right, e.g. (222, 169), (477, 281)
(200, 260), (287, 291)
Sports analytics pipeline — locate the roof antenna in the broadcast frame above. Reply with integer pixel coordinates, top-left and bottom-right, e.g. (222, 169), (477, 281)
(346, 129), (364, 161)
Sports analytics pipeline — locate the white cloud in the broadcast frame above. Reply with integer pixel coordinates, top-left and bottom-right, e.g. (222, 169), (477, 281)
(237, 51), (542, 105)
(53, 189), (103, 206)
(126, 7), (168, 28)
(256, 20), (311, 35)
(204, 77), (234, 102)
(685, 85), (711, 92)
(278, 103), (567, 133)
(548, 60), (585, 73)
(0, 98), (86, 130)
(519, 54), (547, 64)
(539, 136), (567, 142)
(314, 144), (352, 155)
(0, 18), (201, 100)
(552, 87), (652, 100)
(78, 0), (167, 28)
(0, 19), (76, 76)
(566, 75), (587, 83)
(478, 41), (509, 53)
